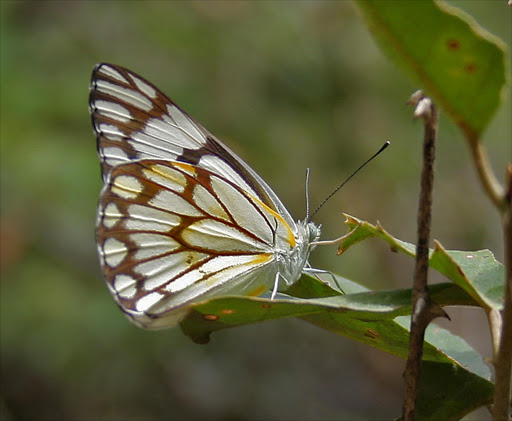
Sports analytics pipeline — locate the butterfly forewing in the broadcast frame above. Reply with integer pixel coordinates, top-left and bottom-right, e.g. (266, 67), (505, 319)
(90, 63), (316, 329)
(90, 63), (294, 225)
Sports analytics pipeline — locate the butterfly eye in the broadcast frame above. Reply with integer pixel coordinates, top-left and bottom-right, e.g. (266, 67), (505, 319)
(307, 222), (322, 244)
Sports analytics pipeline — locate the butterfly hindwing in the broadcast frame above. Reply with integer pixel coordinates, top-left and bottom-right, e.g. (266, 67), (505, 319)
(96, 159), (296, 328)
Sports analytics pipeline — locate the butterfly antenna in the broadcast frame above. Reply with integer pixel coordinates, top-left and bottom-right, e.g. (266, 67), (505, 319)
(305, 168), (311, 221)
(309, 141), (390, 220)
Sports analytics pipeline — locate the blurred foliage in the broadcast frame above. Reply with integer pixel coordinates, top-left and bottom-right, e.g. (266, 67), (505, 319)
(358, 0), (508, 140)
(0, 1), (510, 420)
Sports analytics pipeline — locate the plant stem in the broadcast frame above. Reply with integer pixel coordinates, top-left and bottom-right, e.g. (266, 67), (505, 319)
(492, 166), (512, 421)
(402, 93), (447, 421)
(468, 140), (505, 213)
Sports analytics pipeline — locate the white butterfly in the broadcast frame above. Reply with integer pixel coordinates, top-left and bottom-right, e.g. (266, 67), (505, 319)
(89, 63), (323, 329)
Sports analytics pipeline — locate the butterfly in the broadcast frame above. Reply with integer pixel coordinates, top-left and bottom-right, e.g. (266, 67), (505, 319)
(89, 63), (324, 329)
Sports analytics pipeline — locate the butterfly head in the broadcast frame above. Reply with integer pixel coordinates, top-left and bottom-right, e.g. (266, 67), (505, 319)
(306, 221), (321, 247)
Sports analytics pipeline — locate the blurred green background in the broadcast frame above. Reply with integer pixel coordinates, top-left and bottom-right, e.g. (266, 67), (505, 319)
(1, 1), (510, 419)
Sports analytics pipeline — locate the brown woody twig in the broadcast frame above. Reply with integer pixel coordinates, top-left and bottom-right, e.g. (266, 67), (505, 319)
(491, 165), (512, 421)
(402, 91), (449, 421)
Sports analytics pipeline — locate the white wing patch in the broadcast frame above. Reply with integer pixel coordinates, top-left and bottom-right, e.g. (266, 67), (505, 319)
(136, 292), (164, 312)
(101, 147), (129, 167)
(148, 190), (203, 217)
(111, 175), (144, 199)
(124, 204), (181, 232)
(103, 237), (128, 268)
(135, 251), (209, 291)
(97, 65), (129, 84)
(94, 100), (132, 123)
(166, 104), (206, 142)
(192, 183), (230, 221)
(113, 274), (138, 299)
(131, 75), (157, 99)
(95, 80), (153, 112)
(102, 203), (123, 229)
(129, 131), (184, 160)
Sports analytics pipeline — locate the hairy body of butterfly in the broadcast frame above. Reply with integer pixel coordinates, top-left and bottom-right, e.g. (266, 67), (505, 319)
(90, 63), (321, 329)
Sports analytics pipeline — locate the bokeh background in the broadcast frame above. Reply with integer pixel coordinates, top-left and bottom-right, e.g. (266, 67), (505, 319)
(1, 1), (510, 419)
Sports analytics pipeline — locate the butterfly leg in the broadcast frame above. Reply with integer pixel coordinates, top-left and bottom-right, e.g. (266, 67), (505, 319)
(270, 272), (281, 300)
(304, 266), (345, 294)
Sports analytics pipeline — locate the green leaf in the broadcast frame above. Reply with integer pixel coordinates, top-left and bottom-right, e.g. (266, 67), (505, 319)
(356, 0), (509, 139)
(180, 213), (501, 418)
(339, 214), (505, 312)
(339, 214), (416, 256)
(414, 361), (494, 421)
(180, 274), (492, 420)
(180, 274), (478, 345)
(430, 244), (504, 311)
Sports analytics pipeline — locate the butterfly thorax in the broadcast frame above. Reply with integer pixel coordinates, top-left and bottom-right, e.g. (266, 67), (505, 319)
(276, 221), (321, 287)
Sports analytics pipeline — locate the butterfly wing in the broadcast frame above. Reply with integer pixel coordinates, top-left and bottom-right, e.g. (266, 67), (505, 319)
(96, 159), (296, 329)
(89, 63), (307, 329)
(89, 63), (295, 228)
